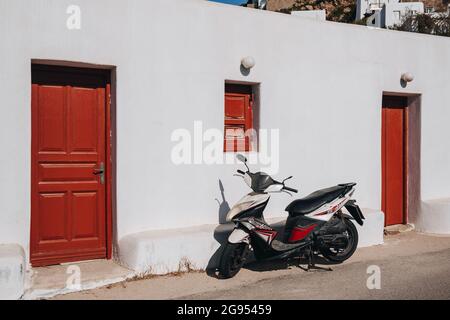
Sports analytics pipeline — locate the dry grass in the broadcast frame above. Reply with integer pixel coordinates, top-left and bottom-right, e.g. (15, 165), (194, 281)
(105, 257), (205, 289)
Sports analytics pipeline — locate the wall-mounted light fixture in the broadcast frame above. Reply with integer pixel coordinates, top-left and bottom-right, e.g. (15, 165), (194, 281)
(241, 56), (255, 70)
(401, 72), (414, 83)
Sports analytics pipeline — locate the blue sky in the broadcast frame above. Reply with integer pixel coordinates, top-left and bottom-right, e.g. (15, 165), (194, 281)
(210, 0), (247, 5)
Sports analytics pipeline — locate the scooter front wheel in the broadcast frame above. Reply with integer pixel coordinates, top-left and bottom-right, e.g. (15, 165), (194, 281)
(218, 243), (249, 279)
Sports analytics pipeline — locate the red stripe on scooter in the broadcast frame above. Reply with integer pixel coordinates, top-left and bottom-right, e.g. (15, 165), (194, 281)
(255, 229), (277, 242)
(288, 224), (317, 243)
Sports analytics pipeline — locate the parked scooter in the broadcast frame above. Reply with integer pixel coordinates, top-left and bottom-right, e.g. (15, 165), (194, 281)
(218, 154), (365, 279)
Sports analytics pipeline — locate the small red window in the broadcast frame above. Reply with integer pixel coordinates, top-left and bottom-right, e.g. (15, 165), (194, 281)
(224, 84), (253, 152)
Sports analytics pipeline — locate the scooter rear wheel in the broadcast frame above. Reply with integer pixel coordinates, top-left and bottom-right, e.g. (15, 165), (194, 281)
(320, 218), (358, 263)
(218, 243), (248, 279)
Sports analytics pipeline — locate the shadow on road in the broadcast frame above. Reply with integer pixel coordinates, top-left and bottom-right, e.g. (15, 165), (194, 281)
(244, 255), (338, 273)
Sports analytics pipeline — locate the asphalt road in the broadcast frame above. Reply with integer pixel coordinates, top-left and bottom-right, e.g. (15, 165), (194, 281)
(53, 232), (450, 300)
(179, 248), (450, 300)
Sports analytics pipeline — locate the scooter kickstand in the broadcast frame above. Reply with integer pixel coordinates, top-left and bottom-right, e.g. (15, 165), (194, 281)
(298, 247), (332, 272)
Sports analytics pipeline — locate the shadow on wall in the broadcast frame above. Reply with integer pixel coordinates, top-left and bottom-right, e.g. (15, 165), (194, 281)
(207, 180), (234, 277)
(215, 179), (230, 224)
(240, 64), (250, 76)
(206, 223), (234, 278)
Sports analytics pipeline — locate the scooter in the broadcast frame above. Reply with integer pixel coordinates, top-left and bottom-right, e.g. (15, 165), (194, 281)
(218, 154), (365, 279)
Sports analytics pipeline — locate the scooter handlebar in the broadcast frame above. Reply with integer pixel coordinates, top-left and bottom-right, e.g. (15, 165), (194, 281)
(284, 186), (298, 193)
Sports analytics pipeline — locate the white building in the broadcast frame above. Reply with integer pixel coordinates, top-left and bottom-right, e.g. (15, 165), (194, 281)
(357, 0), (425, 27)
(1, 0), (450, 299)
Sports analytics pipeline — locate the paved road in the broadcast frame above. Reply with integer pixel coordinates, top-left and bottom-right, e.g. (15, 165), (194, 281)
(180, 248), (450, 300)
(53, 232), (450, 300)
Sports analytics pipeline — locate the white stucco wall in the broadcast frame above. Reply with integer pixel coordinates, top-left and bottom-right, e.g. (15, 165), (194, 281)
(1, 0), (450, 267)
(291, 10), (326, 21)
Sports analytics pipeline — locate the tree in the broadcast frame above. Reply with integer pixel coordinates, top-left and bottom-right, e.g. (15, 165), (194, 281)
(392, 12), (450, 37)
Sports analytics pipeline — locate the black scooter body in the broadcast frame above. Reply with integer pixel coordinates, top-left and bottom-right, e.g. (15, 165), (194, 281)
(241, 205), (357, 262)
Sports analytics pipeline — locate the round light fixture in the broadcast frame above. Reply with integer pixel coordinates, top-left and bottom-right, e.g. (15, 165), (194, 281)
(401, 72), (414, 83)
(241, 56), (255, 69)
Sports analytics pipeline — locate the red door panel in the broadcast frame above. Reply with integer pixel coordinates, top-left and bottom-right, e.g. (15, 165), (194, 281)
(70, 88), (99, 152)
(382, 97), (406, 226)
(38, 193), (68, 242)
(31, 68), (108, 266)
(224, 93), (253, 152)
(38, 86), (66, 152)
(72, 192), (99, 239)
(225, 95), (246, 119)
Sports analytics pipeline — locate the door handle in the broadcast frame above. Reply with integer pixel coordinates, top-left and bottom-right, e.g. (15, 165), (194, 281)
(93, 162), (105, 184)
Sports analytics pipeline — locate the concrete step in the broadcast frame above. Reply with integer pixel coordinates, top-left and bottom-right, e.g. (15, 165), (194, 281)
(384, 223), (415, 235)
(0, 244), (26, 300)
(23, 259), (134, 300)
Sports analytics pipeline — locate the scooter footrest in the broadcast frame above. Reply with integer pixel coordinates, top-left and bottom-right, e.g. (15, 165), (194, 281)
(271, 240), (305, 252)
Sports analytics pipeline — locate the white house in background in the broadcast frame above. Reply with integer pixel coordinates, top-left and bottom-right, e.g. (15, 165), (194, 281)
(357, 0), (425, 27)
(384, 1), (425, 26)
(1, 0), (450, 299)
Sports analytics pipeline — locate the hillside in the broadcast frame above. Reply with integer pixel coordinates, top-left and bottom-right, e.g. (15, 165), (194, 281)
(265, 0), (449, 23)
(273, 0), (357, 22)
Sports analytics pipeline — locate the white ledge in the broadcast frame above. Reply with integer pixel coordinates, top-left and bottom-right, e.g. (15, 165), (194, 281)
(416, 198), (450, 234)
(118, 209), (384, 275)
(0, 244), (26, 300)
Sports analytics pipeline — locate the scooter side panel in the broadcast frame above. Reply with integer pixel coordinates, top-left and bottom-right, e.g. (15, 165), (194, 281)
(304, 190), (354, 221)
(226, 193), (270, 221)
(284, 215), (325, 243)
(228, 228), (250, 244)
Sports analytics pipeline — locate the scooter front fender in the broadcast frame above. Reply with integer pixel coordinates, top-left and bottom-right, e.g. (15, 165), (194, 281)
(228, 228), (250, 244)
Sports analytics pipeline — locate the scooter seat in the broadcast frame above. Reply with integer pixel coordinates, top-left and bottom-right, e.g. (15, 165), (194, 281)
(285, 184), (355, 216)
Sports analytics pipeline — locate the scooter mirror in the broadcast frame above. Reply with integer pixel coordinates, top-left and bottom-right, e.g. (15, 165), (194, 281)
(283, 176), (293, 183)
(236, 154), (248, 163)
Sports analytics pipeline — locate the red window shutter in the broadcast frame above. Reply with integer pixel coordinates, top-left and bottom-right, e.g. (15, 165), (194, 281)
(224, 93), (253, 152)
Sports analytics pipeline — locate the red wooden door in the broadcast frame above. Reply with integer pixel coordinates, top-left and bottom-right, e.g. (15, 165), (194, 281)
(224, 93), (253, 152)
(382, 96), (407, 226)
(31, 66), (109, 266)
